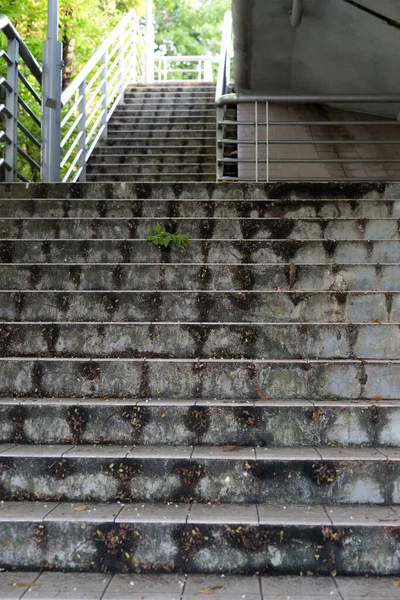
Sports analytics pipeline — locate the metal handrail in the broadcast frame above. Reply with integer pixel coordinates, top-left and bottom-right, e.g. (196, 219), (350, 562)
(59, 10), (144, 182)
(290, 0), (304, 27)
(0, 14), (42, 182)
(154, 55), (216, 82)
(215, 11), (232, 103)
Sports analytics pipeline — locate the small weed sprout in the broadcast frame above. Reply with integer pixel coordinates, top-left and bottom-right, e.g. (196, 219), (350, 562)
(147, 222), (192, 251)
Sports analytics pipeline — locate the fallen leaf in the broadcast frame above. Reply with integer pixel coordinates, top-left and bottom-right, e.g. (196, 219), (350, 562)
(393, 580), (400, 587)
(200, 586), (224, 594)
(289, 263), (297, 288)
(257, 389), (270, 401)
(222, 446), (242, 452)
(371, 318), (382, 324)
(8, 583), (38, 588)
(73, 505), (89, 512)
(372, 395), (383, 401)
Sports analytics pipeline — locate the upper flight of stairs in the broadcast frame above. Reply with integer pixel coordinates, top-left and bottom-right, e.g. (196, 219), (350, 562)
(1, 181), (400, 595)
(87, 83), (217, 183)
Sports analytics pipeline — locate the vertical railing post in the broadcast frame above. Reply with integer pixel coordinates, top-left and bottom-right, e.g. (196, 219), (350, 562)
(78, 81), (87, 182)
(265, 102), (269, 183)
(130, 16), (137, 82)
(163, 59), (167, 81)
(118, 37), (125, 103)
(5, 37), (19, 182)
(216, 104), (225, 181)
(101, 52), (108, 139)
(41, 0), (62, 182)
(145, 0), (154, 83)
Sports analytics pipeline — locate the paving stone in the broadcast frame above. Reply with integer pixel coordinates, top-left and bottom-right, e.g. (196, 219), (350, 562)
(261, 576), (339, 597)
(188, 504), (259, 525)
(192, 446), (256, 460)
(336, 576), (400, 597)
(63, 445), (133, 458)
(0, 572), (41, 599)
(99, 574), (186, 597)
(44, 502), (123, 522)
(317, 447), (387, 460)
(257, 504), (330, 526)
(23, 572), (112, 599)
(255, 447), (320, 460)
(0, 444), (74, 457)
(325, 505), (400, 526)
(116, 503), (190, 523)
(127, 445), (193, 459)
(185, 575), (260, 596)
(0, 501), (58, 522)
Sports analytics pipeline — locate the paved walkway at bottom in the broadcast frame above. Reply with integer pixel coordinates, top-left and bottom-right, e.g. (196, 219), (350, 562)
(1, 573), (400, 599)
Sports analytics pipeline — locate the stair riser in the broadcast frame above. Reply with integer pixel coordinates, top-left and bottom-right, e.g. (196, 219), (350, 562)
(113, 109), (216, 117)
(1, 219), (398, 240)
(1, 199), (399, 219)
(1, 405), (399, 447)
(0, 291), (398, 323)
(111, 113), (216, 120)
(86, 174), (217, 182)
(0, 360), (399, 399)
(87, 165), (216, 175)
(0, 264), (399, 291)
(90, 149), (216, 160)
(2, 240), (400, 265)
(99, 137), (217, 147)
(105, 129), (216, 138)
(2, 522), (397, 575)
(1, 324), (399, 360)
(0, 456), (396, 504)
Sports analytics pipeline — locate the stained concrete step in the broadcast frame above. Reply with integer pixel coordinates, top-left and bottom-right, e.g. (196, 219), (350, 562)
(1, 217), (399, 240)
(1, 398), (399, 447)
(86, 164), (216, 175)
(106, 128), (216, 138)
(98, 136), (217, 147)
(91, 146), (216, 157)
(110, 115), (216, 123)
(0, 357), (399, 399)
(0, 290), (398, 323)
(2, 239), (400, 265)
(0, 446), (399, 505)
(2, 322), (399, 360)
(0, 263), (399, 291)
(85, 173), (217, 182)
(2, 198), (399, 219)
(0, 573), (398, 600)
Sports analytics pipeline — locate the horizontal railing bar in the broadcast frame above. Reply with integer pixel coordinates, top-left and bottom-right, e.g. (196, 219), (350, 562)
(0, 76), (12, 92)
(217, 93), (400, 106)
(60, 131), (83, 168)
(86, 124), (106, 162)
(72, 166), (84, 183)
(222, 157), (400, 164)
(218, 138), (400, 146)
(0, 157), (11, 170)
(107, 42), (120, 63)
(86, 109), (105, 145)
(86, 78), (105, 108)
(107, 55), (121, 80)
(108, 66), (123, 91)
(60, 113), (83, 149)
(107, 92), (123, 122)
(0, 14), (42, 83)
(0, 130), (11, 144)
(220, 120), (400, 126)
(61, 10), (135, 105)
(17, 146), (40, 171)
(61, 93), (84, 128)
(85, 63), (106, 95)
(220, 175), (400, 182)
(156, 55), (216, 62)
(17, 120), (41, 148)
(86, 96), (105, 128)
(0, 48), (12, 66)
(0, 103), (12, 118)
(18, 71), (41, 105)
(61, 149), (83, 183)
(18, 97), (41, 126)
(16, 171), (30, 182)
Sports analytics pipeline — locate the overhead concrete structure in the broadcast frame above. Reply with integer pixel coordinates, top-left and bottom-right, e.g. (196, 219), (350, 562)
(233, 0), (400, 117)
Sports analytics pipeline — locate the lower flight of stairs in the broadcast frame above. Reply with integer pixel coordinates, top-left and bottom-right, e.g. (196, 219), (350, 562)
(87, 83), (217, 183)
(1, 181), (400, 588)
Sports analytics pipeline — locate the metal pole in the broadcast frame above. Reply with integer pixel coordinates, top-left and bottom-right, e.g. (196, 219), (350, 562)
(145, 0), (154, 83)
(5, 37), (19, 182)
(41, 0), (62, 182)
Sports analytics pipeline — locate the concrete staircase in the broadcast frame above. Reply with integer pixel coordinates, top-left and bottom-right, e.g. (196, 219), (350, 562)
(1, 181), (400, 596)
(87, 83), (217, 183)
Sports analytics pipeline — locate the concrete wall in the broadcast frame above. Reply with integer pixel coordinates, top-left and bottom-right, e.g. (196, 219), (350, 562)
(233, 0), (400, 117)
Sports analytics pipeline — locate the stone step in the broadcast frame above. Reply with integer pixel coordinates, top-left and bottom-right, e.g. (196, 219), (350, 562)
(0, 446), (399, 505)
(0, 357), (399, 399)
(85, 173), (217, 182)
(0, 398), (399, 447)
(110, 114), (216, 123)
(105, 128), (216, 138)
(1, 217), (399, 240)
(86, 164), (216, 175)
(0, 290), (397, 323)
(3, 239), (400, 265)
(0, 572), (398, 600)
(0, 263), (399, 291)
(99, 136), (217, 147)
(1, 198), (399, 219)
(90, 150), (216, 161)
(1, 322), (399, 360)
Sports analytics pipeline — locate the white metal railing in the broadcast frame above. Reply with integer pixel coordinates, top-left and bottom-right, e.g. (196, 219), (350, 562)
(0, 14), (42, 182)
(60, 10), (144, 183)
(154, 56), (215, 82)
(215, 11), (400, 183)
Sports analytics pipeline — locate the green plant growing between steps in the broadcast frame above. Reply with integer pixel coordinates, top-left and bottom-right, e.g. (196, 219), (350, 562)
(147, 223), (192, 251)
